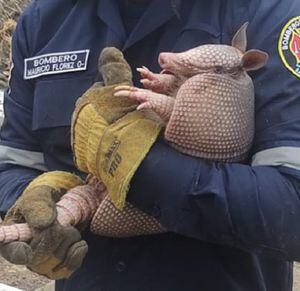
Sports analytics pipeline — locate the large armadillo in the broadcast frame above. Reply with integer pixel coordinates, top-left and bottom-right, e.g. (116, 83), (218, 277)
(92, 22), (268, 237)
(115, 22), (268, 162)
(0, 23), (269, 243)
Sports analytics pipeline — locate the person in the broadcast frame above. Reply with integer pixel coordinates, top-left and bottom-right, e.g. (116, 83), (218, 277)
(0, 0), (300, 290)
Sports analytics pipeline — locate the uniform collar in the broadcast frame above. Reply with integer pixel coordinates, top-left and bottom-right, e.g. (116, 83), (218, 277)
(97, 0), (127, 42)
(97, 0), (178, 50)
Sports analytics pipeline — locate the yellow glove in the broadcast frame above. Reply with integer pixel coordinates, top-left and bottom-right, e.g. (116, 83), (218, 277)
(1, 171), (88, 280)
(72, 83), (162, 209)
(72, 47), (163, 209)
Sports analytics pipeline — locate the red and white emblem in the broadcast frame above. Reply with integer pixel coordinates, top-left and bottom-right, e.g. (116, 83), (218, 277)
(279, 17), (300, 79)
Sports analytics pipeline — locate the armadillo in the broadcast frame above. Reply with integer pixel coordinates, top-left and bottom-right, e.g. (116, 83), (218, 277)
(0, 23), (269, 242)
(92, 23), (268, 237)
(114, 22), (268, 162)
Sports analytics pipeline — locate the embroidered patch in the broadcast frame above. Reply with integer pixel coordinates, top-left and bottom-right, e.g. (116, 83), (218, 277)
(278, 16), (300, 79)
(24, 49), (90, 80)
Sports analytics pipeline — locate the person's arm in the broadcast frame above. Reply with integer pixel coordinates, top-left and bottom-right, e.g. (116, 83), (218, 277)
(0, 165), (42, 216)
(129, 141), (300, 260)
(128, 0), (300, 261)
(0, 3), (46, 215)
(0, 3), (89, 279)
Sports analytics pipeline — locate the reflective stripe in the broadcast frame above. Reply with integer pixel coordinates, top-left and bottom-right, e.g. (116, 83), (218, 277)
(251, 147), (300, 171)
(0, 145), (48, 171)
(0, 90), (4, 128)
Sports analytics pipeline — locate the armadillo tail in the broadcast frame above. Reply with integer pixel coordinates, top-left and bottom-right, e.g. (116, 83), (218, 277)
(0, 179), (106, 243)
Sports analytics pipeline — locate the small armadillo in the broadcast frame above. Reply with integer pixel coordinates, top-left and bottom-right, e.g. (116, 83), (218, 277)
(115, 22), (268, 162)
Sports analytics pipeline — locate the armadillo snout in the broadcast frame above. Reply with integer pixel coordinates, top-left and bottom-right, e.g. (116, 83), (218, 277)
(158, 52), (176, 69)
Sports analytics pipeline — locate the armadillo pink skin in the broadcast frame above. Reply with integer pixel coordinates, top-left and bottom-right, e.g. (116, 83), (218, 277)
(114, 85), (175, 122)
(0, 181), (107, 243)
(137, 66), (181, 96)
(0, 224), (33, 244)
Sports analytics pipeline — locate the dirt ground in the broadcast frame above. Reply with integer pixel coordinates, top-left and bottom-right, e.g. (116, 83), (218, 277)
(0, 256), (50, 291)
(294, 264), (300, 291)
(0, 257), (300, 290)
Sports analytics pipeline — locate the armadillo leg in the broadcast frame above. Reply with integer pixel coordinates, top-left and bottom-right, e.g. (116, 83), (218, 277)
(137, 67), (178, 94)
(114, 86), (174, 121)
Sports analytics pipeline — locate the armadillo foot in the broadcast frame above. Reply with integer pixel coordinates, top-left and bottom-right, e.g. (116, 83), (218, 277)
(114, 85), (174, 121)
(137, 66), (177, 94)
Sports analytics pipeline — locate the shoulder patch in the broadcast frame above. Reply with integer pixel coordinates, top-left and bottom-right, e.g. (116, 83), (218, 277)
(24, 50), (90, 80)
(278, 16), (300, 79)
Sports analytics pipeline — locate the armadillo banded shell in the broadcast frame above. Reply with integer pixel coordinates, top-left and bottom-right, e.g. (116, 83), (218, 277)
(165, 73), (255, 162)
(90, 194), (166, 237)
(0, 223), (32, 243)
(90, 72), (254, 236)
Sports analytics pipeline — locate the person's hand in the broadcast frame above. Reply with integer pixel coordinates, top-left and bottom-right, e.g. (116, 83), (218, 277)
(72, 47), (163, 209)
(0, 172), (88, 280)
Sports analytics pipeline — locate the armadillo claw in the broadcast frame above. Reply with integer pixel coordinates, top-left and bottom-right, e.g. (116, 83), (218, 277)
(114, 85), (135, 91)
(115, 86), (174, 121)
(140, 78), (165, 92)
(114, 86), (150, 103)
(137, 67), (156, 80)
(140, 79), (152, 89)
(137, 102), (152, 110)
(137, 68), (167, 92)
(114, 85), (139, 98)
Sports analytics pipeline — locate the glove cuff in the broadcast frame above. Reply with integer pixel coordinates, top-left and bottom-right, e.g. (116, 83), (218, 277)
(100, 112), (162, 208)
(72, 102), (109, 174)
(25, 171), (84, 193)
(72, 82), (137, 174)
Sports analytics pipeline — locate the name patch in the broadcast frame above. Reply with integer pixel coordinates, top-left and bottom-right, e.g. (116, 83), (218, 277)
(24, 50), (90, 80)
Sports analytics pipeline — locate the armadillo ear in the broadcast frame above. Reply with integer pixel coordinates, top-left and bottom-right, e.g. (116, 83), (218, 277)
(232, 22), (249, 52)
(242, 49), (269, 71)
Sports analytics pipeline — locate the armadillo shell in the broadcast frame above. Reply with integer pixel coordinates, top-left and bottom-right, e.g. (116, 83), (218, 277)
(90, 194), (166, 237)
(165, 73), (255, 162)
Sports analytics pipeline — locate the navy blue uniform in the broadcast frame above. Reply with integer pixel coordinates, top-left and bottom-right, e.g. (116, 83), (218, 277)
(1, 0), (300, 290)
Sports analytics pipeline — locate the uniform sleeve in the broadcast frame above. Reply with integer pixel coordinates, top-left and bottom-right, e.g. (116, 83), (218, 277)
(128, 0), (300, 261)
(0, 3), (45, 215)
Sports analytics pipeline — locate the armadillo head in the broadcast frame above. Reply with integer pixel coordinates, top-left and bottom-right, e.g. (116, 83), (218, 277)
(158, 23), (268, 78)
